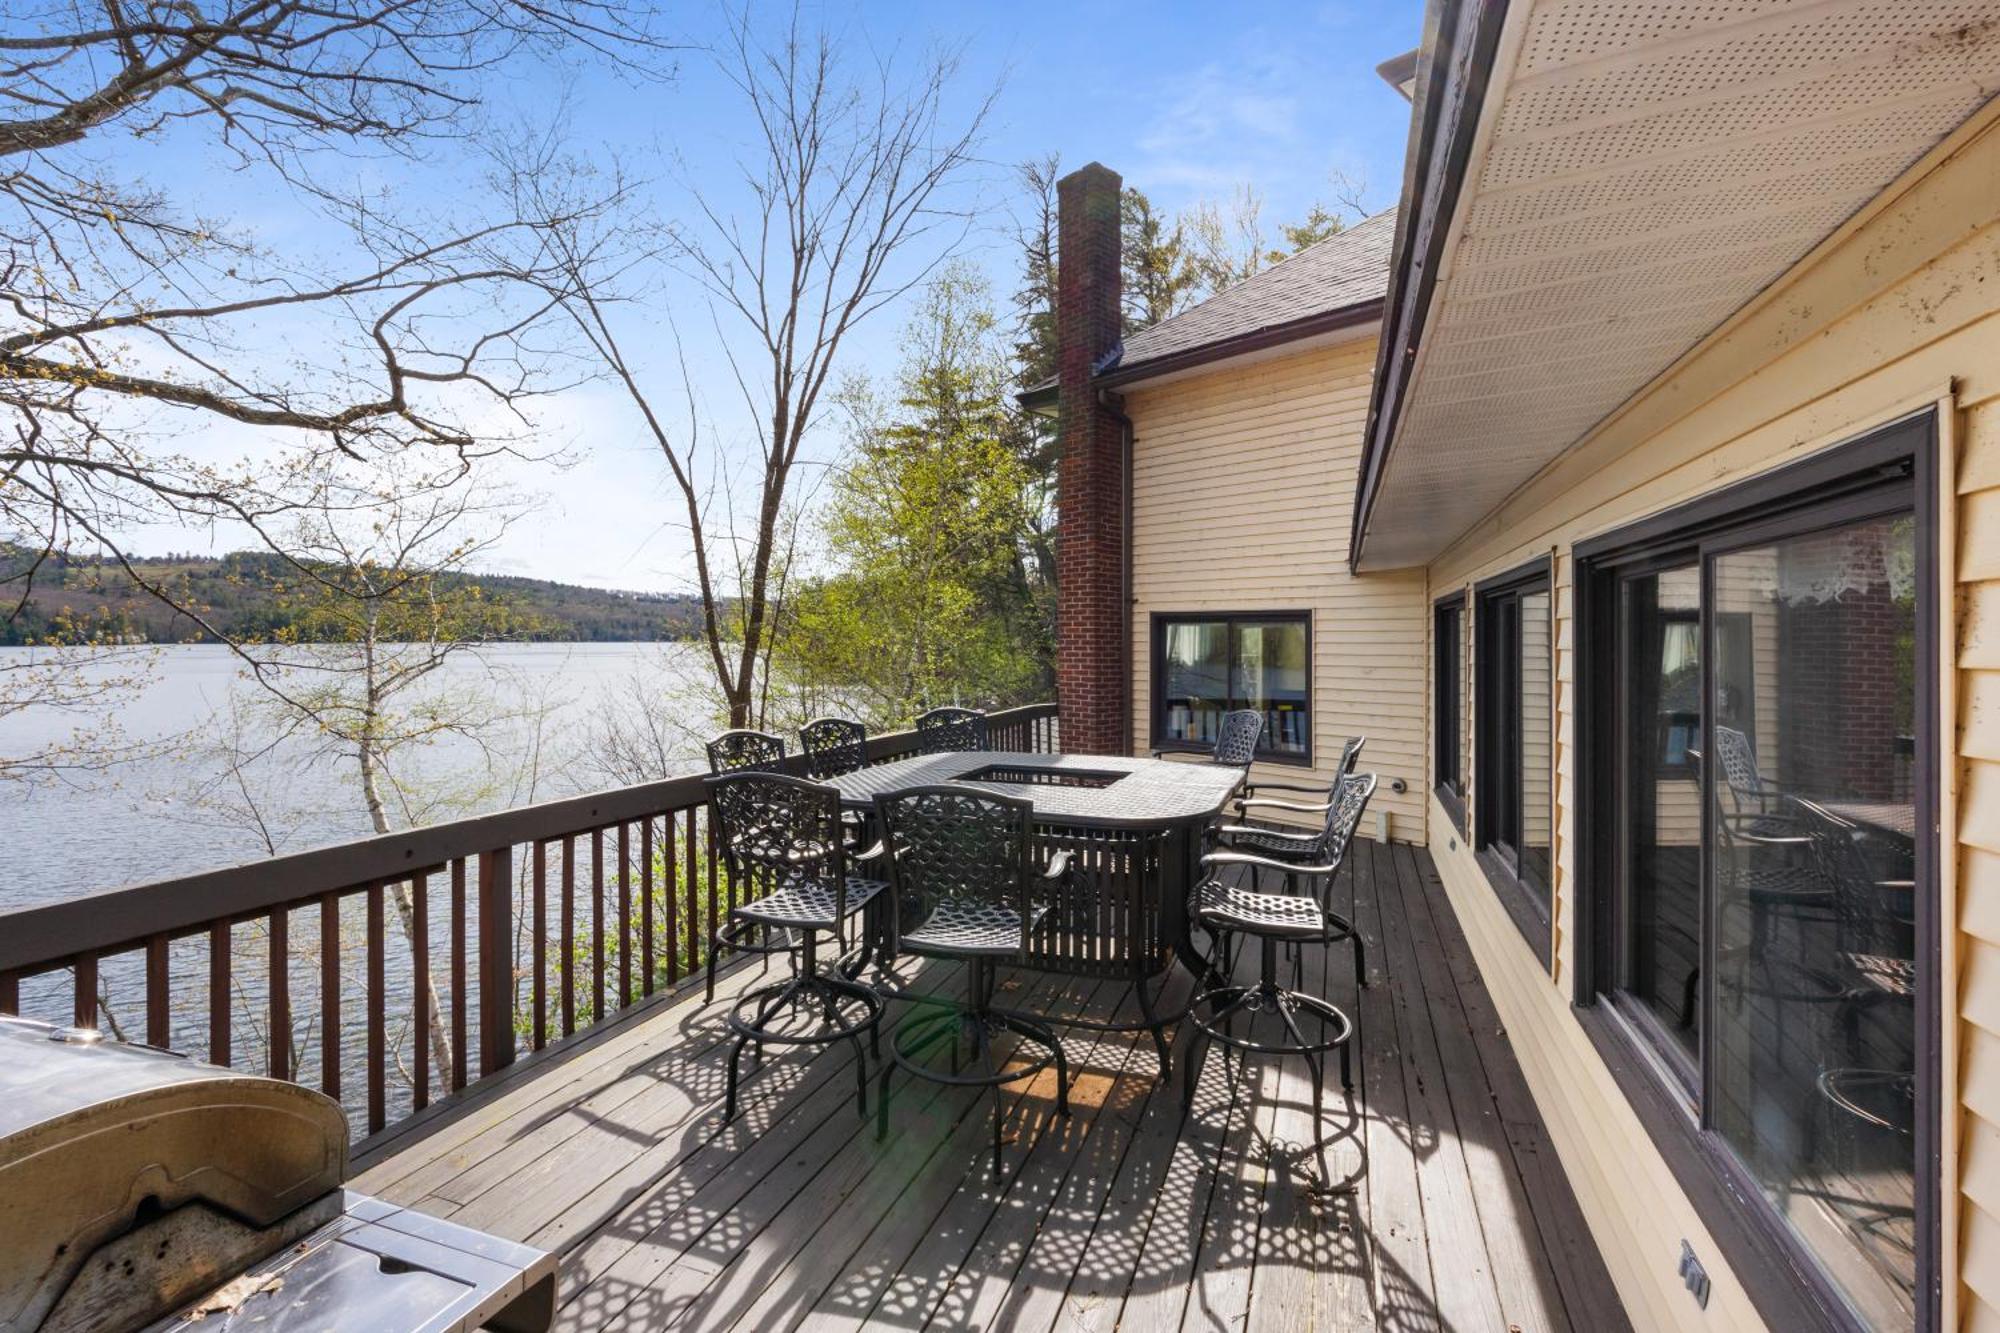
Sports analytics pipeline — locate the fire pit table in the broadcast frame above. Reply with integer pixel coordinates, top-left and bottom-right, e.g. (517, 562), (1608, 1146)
(827, 751), (1245, 1072)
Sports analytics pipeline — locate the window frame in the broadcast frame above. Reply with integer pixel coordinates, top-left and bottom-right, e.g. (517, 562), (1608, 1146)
(1433, 592), (1467, 831)
(1148, 610), (1313, 766)
(1571, 411), (1941, 1333)
(1473, 557), (1555, 966)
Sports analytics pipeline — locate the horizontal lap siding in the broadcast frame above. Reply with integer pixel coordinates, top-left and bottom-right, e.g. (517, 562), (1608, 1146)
(1421, 111), (2000, 1331)
(1126, 338), (1429, 841)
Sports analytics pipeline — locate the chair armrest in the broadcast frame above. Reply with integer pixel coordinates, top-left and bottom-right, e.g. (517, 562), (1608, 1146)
(1238, 797), (1331, 815)
(1039, 848), (1073, 880)
(850, 839), (890, 863)
(1200, 849), (1338, 877)
(1241, 779), (1326, 796)
(1214, 822), (1318, 843)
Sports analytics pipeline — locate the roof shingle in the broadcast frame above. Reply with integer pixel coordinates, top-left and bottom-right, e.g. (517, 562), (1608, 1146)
(1109, 206), (1396, 375)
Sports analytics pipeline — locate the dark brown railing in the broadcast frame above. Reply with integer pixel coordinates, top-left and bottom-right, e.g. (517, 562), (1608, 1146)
(0, 702), (1058, 1148)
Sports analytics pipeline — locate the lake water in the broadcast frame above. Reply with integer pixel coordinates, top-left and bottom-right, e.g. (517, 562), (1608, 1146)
(0, 642), (720, 911)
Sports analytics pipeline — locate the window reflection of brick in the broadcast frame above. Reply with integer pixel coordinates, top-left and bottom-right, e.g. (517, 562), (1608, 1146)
(1773, 524), (1911, 802)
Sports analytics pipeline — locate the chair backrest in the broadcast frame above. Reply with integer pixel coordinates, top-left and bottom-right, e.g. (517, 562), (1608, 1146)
(706, 771), (850, 931)
(1210, 708), (1265, 767)
(1796, 798), (1902, 961)
(915, 706), (989, 755)
(799, 717), (868, 779)
(706, 729), (787, 775)
(1336, 734), (1367, 778)
(1308, 772), (1378, 909)
(1713, 725), (1763, 796)
(871, 785), (1032, 952)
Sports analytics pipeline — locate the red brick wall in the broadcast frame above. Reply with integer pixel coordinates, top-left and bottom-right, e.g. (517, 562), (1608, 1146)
(1055, 162), (1128, 755)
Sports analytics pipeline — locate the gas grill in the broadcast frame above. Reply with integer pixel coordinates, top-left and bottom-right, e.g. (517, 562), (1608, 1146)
(0, 1014), (555, 1333)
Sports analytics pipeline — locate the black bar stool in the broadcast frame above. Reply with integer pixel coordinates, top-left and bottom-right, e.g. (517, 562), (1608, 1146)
(871, 785), (1072, 1179)
(914, 707), (989, 754)
(705, 772), (886, 1123)
(799, 717), (869, 778)
(706, 729), (788, 774)
(1183, 772), (1378, 1191)
(1153, 706), (1263, 766)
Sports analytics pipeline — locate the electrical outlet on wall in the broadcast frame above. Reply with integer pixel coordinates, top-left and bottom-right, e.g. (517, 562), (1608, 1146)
(1677, 1240), (1711, 1309)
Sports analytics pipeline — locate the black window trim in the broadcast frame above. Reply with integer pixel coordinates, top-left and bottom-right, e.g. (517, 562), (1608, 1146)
(1472, 555), (1555, 968)
(1571, 409), (1941, 1333)
(1148, 610), (1314, 767)
(1433, 591), (1467, 833)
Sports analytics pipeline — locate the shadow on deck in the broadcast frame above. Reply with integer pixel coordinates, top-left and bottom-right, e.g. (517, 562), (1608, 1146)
(351, 839), (1630, 1332)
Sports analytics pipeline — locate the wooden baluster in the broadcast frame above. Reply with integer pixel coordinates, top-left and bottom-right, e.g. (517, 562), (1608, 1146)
(684, 809), (699, 975)
(617, 822), (631, 1009)
(451, 859), (468, 1091)
(320, 894), (341, 1097)
(368, 883), (386, 1133)
(641, 817), (655, 997)
(532, 841), (547, 1051)
(145, 934), (169, 1047)
(560, 835), (576, 1037)
(0, 970), (17, 1016)
(590, 827), (605, 1024)
(209, 923), (231, 1066)
(705, 810), (719, 939)
(73, 953), (96, 1029)
(476, 846), (514, 1076)
(411, 871), (430, 1110)
(664, 813), (680, 986)
(268, 909), (290, 1079)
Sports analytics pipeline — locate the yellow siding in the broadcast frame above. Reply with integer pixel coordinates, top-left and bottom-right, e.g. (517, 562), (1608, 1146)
(1420, 108), (2000, 1330)
(1124, 338), (1429, 842)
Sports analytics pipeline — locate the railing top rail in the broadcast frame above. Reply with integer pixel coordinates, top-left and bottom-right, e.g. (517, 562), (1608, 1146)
(0, 702), (1056, 973)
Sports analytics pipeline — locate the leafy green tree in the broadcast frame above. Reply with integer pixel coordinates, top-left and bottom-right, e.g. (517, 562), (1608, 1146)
(1279, 202), (1349, 253)
(1122, 187), (1205, 330)
(776, 266), (1049, 726)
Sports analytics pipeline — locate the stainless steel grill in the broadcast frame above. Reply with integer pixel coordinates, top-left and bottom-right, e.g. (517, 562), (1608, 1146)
(0, 1015), (554, 1333)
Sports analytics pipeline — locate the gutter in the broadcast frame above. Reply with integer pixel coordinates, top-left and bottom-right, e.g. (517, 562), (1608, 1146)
(1350, 0), (1512, 571)
(1100, 388), (1136, 758)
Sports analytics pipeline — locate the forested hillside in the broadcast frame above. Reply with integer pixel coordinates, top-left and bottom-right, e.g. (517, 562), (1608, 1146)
(0, 548), (707, 645)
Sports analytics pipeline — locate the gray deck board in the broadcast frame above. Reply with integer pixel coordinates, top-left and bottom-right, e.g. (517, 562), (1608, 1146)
(354, 840), (1628, 1331)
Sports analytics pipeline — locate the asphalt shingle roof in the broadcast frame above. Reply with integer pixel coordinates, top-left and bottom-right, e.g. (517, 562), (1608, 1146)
(1109, 206), (1396, 375)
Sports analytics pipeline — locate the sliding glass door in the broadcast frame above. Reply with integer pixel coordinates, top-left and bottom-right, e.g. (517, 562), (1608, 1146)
(1583, 416), (1934, 1331)
(1705, 512), (1918, 1329)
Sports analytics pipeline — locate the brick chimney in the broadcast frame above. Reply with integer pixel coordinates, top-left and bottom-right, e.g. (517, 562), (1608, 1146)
(1055, 162), (1128, 756)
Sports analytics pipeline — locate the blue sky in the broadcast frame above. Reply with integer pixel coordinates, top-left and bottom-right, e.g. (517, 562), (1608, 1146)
(139, 1), (1425, 591)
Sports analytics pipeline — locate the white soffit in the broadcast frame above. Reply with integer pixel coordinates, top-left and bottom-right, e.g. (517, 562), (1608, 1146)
(1362, 0), (2000, 570)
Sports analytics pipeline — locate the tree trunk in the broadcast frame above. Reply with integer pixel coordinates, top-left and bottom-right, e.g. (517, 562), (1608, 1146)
(356, 646), (456, 1094)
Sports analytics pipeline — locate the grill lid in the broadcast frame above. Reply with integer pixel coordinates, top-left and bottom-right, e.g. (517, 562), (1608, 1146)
(0, 1015), (348, 1332)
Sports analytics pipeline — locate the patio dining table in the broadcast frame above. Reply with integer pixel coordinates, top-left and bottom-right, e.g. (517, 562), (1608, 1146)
(825, 750), (1247, 1066)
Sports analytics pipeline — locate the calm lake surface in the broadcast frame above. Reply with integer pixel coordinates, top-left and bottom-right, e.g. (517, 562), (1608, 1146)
(0, 642), (716, 911)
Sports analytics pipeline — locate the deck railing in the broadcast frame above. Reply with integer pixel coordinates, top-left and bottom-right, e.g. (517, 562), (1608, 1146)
(0, 702), (1059, 1147)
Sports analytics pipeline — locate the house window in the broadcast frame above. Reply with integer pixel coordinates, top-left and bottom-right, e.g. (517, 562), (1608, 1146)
(1475, 560), (1553, 960)
(1575, 414), (1937, 1332)
(1152, 613), (1309, 762)
(1434, 594), (1466, 826)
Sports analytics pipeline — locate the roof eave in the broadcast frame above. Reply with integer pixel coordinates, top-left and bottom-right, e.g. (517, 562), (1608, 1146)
(1350, 0), (1513, 572)
(1096, 298), (1384, 392)
(1016, 297), (1386, 415)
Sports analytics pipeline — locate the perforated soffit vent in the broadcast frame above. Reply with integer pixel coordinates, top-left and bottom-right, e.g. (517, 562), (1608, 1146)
(1363, 0), (2000, 570)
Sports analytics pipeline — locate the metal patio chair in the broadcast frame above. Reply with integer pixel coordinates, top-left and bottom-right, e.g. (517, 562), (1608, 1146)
(799, 717), (870, 779)
(1153, 707), (1263, 767)
(1232, 733), (1365, 813)
(914, 706), (990, 755)
(871, 785), (1073, 1180)
(1183, 771), (1377, 1192)
(704, 771), (886, 1124)
(706, 729), (788, 774)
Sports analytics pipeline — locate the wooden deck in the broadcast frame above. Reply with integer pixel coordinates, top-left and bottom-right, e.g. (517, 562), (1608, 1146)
(352, 839), (1629, 1331)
